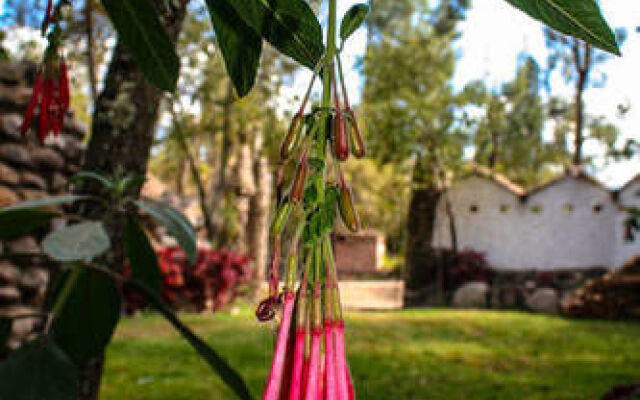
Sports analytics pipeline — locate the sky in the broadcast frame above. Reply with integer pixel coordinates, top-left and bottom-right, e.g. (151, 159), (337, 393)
(284, 0), (640, 188)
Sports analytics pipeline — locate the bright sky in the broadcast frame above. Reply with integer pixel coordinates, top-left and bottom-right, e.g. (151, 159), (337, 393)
(454, 0), (640, 188)
(285, 0), (639, 188)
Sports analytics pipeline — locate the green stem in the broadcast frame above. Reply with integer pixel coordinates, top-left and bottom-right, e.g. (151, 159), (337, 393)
(317, 0), (338, 203)
(46, 265), (80, 331)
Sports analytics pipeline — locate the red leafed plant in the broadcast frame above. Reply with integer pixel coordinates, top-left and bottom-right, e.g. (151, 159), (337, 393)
(125, 247), (251, 313)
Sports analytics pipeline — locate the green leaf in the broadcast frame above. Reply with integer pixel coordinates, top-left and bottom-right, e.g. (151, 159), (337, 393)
(307, 157), (325, 171)
(42, 221), (111, 262)
(0, 318), (11, 349)
(0, 194), (87, 239)
(101, 0), (180, 91)
(124, 216), (162, 295)
(225, 0), (324, 70)
(52, 268), (121, 366)
(0, 209), (58, 239)
(70, 171), (114, 190)
(1, 195), (86, 212)
(502, 0), (620, 55)
(340, 3), (369, 43)
(135, 198), (197, 265)
(0, 336), (78, 400)
(128, 280), (254, 400)
(205, 0), (262, 97)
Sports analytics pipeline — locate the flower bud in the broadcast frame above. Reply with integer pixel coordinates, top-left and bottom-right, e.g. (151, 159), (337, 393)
(338, 185), (360, 232)
(290, 150), (308, 203)
(334, 110), (349, 162)
(271, 201), (293, 236)
(347, 109), (365, 158)
(281, 113), (304, 160)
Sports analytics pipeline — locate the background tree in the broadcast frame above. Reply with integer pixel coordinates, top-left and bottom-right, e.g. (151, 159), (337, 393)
(473, 56), (570, 188)
(363, 0), (470, 305)
(544, 27), (625, 165)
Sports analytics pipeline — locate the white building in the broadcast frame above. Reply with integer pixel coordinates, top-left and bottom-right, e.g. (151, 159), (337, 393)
(432, 168), (640, 271)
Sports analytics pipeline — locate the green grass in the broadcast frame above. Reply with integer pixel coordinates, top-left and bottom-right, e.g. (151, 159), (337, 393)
(101, 308), (640, 400)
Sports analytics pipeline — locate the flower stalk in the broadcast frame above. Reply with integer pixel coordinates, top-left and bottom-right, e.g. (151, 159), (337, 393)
(258, 0), (363, 398)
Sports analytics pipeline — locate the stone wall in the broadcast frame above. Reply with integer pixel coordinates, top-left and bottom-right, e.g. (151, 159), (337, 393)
(0, 61), (86, 354)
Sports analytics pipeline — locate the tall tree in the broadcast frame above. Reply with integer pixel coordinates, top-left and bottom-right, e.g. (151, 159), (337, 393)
(544, 27), (624, 165)
(473, 56), (569, 188)
(76, 1), (189, 398)
(364, 1), (469, 305)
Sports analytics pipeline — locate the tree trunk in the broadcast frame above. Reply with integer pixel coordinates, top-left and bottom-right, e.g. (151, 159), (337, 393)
(84, 0), (98, 103)
(233, 140), (256, 253)
(444, 193), (458, 253)
(247, 151), (271, 298)
(173, 118), (216, 242)
(75, 1), (188, 399)
(175, 157), (187, 196)
(209, 81), (235, 247)
(488, 129), (499, 169)
(404, 160), (442, 307)
(572, 40), (591, 166)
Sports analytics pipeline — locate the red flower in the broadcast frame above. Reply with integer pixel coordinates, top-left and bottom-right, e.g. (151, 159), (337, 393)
(263, 291), (296, 400)
(21, 58), (70, 144)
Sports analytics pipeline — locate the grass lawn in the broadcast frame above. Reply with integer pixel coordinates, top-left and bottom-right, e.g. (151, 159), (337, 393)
(101, 308), (640, 400)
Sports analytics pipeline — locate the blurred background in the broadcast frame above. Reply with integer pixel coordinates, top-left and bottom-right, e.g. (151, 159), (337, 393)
(0, 0), (638, 399)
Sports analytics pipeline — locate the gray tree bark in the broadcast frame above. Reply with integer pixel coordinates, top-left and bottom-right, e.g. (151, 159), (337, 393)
(247, 150), (271, 298)
(74, 1), (189, 399)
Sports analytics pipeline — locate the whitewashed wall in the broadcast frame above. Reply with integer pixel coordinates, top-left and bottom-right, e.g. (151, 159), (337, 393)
(432, 174), (640, 271)
(616, 178), (640, 267)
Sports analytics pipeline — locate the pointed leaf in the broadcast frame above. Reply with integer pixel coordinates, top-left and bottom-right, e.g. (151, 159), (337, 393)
(0, 195), (88, 239)
(135, 198), (196, 264)
(340, 3), (369, 43)
(124, 216), (162, 294)
(0, 209), (58, 239)
(101, 0), (180, 91)
(502, 0), (620, 55)
(129, 280), (254, 400)
(0, 336), (78, 400)
(70, 171), (114, 189)
(225, 0), (324, 70)
(52, 268), (121, 366)
(206, 0), (262, 97)
(42, 221), (111, 262)
(1, 195), (87, 212)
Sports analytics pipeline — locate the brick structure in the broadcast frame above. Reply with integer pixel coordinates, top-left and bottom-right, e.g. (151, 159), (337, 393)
(0, 61), (86, 355)
(332, 230), (385, 277)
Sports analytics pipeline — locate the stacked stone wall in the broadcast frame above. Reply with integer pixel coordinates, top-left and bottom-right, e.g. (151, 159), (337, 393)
(0, 61), (86, 354)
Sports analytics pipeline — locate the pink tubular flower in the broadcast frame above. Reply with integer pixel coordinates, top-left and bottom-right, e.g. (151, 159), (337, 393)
(263, 291), (296, 400)
(323, 320), (338, 400)
(346, 366), (355, 400)
(303, 327), (322, 400)
(21, 58), (70, 144)
(288, 327), (306, 400)
(334, 321), (350, 400)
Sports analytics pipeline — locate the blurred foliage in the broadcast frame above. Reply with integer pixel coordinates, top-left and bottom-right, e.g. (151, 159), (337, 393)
(472, 57), (570, 188)
(342, 158), (411, 253)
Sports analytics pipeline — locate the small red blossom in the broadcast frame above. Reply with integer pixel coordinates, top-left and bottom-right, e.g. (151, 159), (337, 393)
(21, 58), (70, 144)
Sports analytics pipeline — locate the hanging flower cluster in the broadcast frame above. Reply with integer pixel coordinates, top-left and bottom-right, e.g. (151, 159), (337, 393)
(257, 50), (364, 400)
(21, 0), (70, 144)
